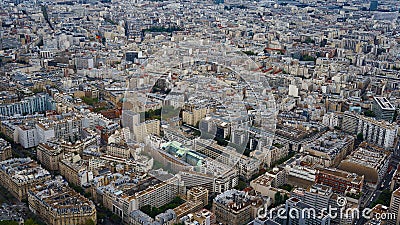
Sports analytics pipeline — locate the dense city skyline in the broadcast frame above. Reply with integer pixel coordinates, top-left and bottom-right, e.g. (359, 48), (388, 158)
(1, 0), (400, 224)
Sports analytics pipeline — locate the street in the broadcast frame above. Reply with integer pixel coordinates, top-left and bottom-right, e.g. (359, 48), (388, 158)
(355, 157), (399, 225)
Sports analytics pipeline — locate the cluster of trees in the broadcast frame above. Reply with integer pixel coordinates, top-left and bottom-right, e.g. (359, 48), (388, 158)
(302, 37), (315, 44)
(299, 54), (316, 62)
(145, 106), (180, 121)
(279, 184), (294, 192)
(346, 192), (362, 200)
(145, 108), (162, 120)
(32, 88), (44, 94)
(142, 26), (183, 33)
(0, 221), (18, 225)
(97, 205), (121, 224)
(234, 180), (248, 191)
(274, 192), (289, 206)
(224, 5), (247, 10)
(81, 97), (99, 106)
(270, 151), (295, 168)
(242, 51), (257, 56)
(364, 110), (376, 117)
(371, 190), (392, 208)
(141, 197), (185, 218)
(24, 219), (41, 225)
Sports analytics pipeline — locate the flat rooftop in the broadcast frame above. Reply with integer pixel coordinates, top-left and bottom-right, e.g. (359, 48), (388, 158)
(374, 96), (395, 110)
(317, 167), (363, 184)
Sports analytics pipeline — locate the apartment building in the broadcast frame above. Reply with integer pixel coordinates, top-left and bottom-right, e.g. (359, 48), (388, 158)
(342, 111), (398, 149)
(0, 94), (55, 116)
(339, 142), (391, 184)
(187, 187), (209, 207)
(106, 142), (131, 159)
(17, 124), (38, 149)
(303, 184), (333, 212)
(59, 155), (90, 186)
(133, 119), (160, 142)
(99, 173), (181, 223)
(182, 107), (207, 126)
(0, 158), (51, 200)
(372, 96), (396, 122)
(213, 189), (263, 225)
(28, 177), (97, 225)
(304, 131), (354, 167)
(285, 197), (331, 225)
(36, 142), (64, 171)
(261, 143), (289, 168)
(388, 187), (400, 225)
(315, 167), (364, 194)
(0, 138), (12, 161)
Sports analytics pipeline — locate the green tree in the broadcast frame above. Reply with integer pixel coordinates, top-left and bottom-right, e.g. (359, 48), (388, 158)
(371, 190), (392, 207)
(24, 219), (39, 225)
(364, 110), (376, 117)
(357, 133), (363, 141)
(110, 214), (121, 223)
(0, 221), (19, 225)
(284, 193), (289, 202)
(334, 126), (341, 130)
(242, 51), (256, 56)
(299, 54), (316, 62)
(274, 192), (283, 206)
(234, 180), (248, 191)
(84, 219), (95, 225)
(279, 184), (294, 192)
